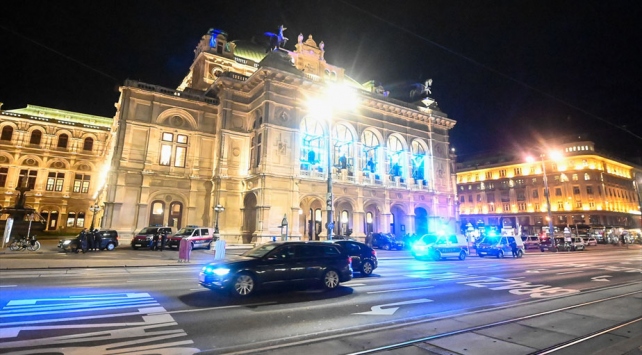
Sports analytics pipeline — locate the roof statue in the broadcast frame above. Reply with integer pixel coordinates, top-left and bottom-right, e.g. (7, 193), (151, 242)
(410, 79), (433, 100)
(265, 25), (288, 52)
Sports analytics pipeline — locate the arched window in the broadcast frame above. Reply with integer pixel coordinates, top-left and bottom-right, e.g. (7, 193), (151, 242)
(333, 124), (354, 173)
(77, 212), (85, 227)
(83, 137), (93, 151)
(57, 134), (68, 148)
(361, 130), (380, 175)
(168, 201), (183, 229)
(29, 130), (42, 145)
(66, 212), (76, 227)
(1, 126), (13, 141)
(387, 135), (405, 178)
(300, 117), (324, 171)
(149, 200), (165, 226)
(411, 140), (426, 181)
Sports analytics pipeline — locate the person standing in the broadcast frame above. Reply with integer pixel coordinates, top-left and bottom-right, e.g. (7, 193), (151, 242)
(87, 228), (95, 252)
(93, 229), (101, 251)
(152, 233), (159, 251)
(510, 239), (518, 258)
(80, 229), (88, 254)
(160, 232), (167, 251)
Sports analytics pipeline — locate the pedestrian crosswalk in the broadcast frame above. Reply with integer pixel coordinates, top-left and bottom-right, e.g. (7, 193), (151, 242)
(0, 292), (199, 353)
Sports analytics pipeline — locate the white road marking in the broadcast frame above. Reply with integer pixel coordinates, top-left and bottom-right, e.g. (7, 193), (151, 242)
(557, 271), (584, 275)
(126, 278), (188, 283)
(355, 298), (433, 315)
(342, 283), (366, 287)
(367, 286), (434, 294)
(0, 285), (17, 287)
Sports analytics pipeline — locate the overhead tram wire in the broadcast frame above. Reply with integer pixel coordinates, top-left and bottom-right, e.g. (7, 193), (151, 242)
(0, 24), (120, 84)
(338, 0), (642, 143)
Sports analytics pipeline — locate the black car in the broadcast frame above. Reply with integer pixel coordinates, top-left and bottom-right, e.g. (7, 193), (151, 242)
(199, 241), (353, 297)
(58, 230), (119, 252)
(372, 233), (404, 250)
(333, 240), (378, 276)
(131, 226), (174, 249)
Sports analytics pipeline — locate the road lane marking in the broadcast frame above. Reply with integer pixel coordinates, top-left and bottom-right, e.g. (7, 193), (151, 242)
(342, 283), (366, 287)
(556, 271), (584, 275)
(126, 278), (187, 283)
(355, 298), (433, 315)
(367, 286), (434, 294)
(0, 285), (17, 287)
(591, 275), (612, 282)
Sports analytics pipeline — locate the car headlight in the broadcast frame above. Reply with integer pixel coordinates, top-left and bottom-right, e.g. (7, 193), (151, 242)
(213, 268), (230, 276)
(63, 240), (71, 245)
(201, 266), (231, 276)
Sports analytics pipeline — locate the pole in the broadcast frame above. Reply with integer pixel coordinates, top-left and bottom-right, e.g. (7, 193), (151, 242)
(541, 154), (556, 250)
(326, 128), (334, 240)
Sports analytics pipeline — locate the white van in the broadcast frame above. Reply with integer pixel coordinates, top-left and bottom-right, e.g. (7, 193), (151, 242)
(412, 234), (469, 261)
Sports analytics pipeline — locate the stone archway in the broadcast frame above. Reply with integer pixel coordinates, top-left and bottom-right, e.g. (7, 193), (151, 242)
(242, 193), (258, 243)
(390, 205), (408, 239)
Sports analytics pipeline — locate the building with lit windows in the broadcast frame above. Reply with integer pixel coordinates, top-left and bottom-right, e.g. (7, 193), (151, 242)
(0, 104), (113, 232)
(102, 28), (458, 243)
(456, 141), (642, 235)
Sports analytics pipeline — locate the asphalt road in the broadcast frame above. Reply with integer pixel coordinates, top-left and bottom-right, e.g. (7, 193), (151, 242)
(0, 247), (640, 354)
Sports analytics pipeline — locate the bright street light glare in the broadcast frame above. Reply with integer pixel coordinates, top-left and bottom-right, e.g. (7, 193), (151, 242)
(326, 84), (359, 111)
(549, 151), (563, 161)
(525, 156), (535, 163)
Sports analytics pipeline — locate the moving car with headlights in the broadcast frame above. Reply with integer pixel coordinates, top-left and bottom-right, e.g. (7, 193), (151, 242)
(59, 230), (119, 252)
(371, 232), (404, 250)
(199, 241), (353, 297)
(168, 226), (215, 249)
(130, 226), (175, 249)
(333, 240), (377, 276)
(477, 235), (524, 258)
(412, 233), (468, 261)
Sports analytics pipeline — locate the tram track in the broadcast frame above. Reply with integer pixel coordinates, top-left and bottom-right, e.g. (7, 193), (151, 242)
(210, 281), (642, 355)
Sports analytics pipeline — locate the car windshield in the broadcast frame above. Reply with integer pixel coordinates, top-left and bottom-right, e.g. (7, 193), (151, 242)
(435, 235), (459, 245)
(241, 243), (279, 258)
(138, 227), (158, 234)
(481, 236), (501, 244)
(419, 234), (438, 245)
(175, 228), (195, 236)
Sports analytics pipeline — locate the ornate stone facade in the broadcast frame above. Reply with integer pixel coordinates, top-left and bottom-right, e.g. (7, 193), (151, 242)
(101, 28), (458, 243)
(0, 104), (113, 232)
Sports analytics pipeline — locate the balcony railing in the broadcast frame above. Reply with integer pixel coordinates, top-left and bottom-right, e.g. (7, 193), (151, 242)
(125, 80), (219, 105)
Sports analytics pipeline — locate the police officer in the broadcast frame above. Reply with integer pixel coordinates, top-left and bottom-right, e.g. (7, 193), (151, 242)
(93, 229), (101, 251)
(160, 231), (167, 251)
(79, 229), (89, 253)
(87, 228), (95, 251)
(152, 233), (159, 251)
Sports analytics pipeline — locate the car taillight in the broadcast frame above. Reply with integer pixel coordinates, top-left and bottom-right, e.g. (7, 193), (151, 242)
(371, 249), (377, 256)
(348, 257), (352, 264)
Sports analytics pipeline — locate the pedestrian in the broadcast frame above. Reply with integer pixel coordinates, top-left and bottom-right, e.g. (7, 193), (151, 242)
(93, 229), (102, 251)
(152, 233), (160, 251)
(160, 232), (167, 251)
(178, 237), (192, 263)
(80, 229), (89, 253)
(87, 228), (95, 251)
(509, 239), (518, 258)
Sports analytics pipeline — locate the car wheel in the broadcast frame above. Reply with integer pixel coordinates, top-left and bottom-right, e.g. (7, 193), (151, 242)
(322, 270), (340, 290)
(230, 273), (255, 297)
(497, 250), (504, 259)
(106, 243), (115, 251)
(540, 248), (545, 252)
(459, 251), (467, 260)
(517, 250), (523, 258)
(381, 243), (390, 251)
(431, 250), (442, 261)
(361, 261), (374, 276)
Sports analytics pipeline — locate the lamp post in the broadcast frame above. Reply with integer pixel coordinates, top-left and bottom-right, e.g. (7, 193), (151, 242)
(89, 204), (101, 231)
(214, 204), (225, 234)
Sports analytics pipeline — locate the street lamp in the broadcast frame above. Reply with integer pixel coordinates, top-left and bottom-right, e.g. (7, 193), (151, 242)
(213, 204), (225, 234)
(307, 84), (358, 241)
(89, 204), (101, 231)
(527, 151), (562, 251)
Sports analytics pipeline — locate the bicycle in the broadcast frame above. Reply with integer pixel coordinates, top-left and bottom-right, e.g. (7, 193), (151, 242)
(9, 235), (40, 251)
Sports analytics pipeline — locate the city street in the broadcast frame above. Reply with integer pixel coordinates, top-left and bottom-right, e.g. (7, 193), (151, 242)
(0, 244), (640, 354)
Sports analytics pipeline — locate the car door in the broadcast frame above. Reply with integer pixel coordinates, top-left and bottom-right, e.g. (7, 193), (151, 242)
(342, 242), (362, 270)
(291, 245), (321, 281)
(259, 245), (296, 285)
(199, 228), (211, 247)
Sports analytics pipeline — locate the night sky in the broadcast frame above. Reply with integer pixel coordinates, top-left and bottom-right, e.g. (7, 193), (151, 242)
(1, 1), (640, 163)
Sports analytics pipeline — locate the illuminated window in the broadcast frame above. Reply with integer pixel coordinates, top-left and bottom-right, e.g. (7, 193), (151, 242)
(485, 171), (492, 179)
(67, 212), (76, 227)
(503, 203), (510, 211)
(387, 135), (404, 177)
(576, 201), (583, 208)
(534, 203), (540, 211)
(518, 203), (526, 211)
(159, 133), (188, 167)
(489, 204), (495, 212)
(589, 202), (595, 208)
(572, 174), (578, 181)
(514, 168), (522, 175)
(560, 174), (568, 182)
(300, 117), (324, 170)
(411, 140), (426, 180)
(557, 201), (564, 209)
(499, 170), (506, 177)
(46, 172), (65, 192)
(76, 212), (85, 227)
(73, 174), (90, 193)
(584, 173), (590, 180)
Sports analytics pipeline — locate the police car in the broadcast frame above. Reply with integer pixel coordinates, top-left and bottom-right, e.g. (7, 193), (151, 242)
(412, 233), (469, 261)
(168, 226), (216, 249)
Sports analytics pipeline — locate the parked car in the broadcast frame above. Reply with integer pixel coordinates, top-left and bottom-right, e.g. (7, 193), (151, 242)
(333, 240), (378, 276)
(412, 233), (469, 261)
(199, 241), (353, 296)
(477, 235), (525, 258)
(583, 236), (598, 246)
(522, 236), (540, 249)
(371, 233), (404, 250)
(539, 235), (565, 252)
(58, 230), (119, 252)
(563, 236), (586, 251)
(168, 226), (215, 249)
(130, 226), (175, 249)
